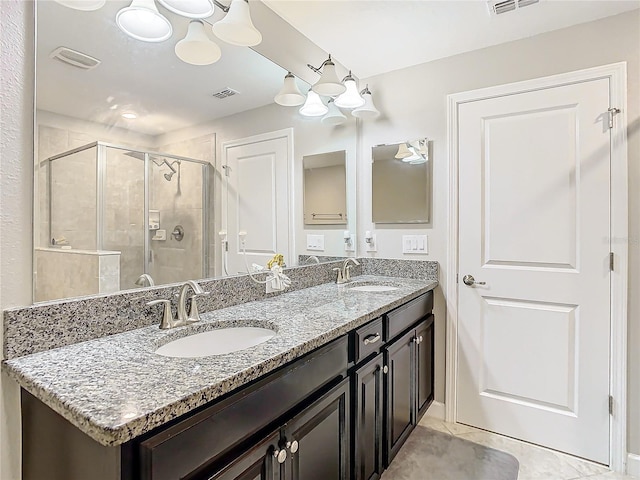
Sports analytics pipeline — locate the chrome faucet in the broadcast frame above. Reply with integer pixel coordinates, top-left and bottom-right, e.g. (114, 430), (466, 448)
(177, 280), (209, 323)
(147, 280), (209, 329)
(135, 273), (155, 287)
(333, 258), (360, 284)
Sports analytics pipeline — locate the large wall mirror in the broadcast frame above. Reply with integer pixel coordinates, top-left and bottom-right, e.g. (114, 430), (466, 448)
(372, 139), (431, 224)
(34, 0), (357, 303)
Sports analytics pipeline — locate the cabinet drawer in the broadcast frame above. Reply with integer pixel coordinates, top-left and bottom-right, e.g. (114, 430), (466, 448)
(138, 336), (348, 480)
(353, 317), (384, 364)
(385, 291), (433, 341)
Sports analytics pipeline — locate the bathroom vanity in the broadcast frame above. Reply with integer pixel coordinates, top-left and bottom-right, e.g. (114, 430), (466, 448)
(5, 274), (436, 480)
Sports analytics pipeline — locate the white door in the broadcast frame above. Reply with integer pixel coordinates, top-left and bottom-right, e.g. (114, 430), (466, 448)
(223, 132), (291, 275)
(456, 78), (611, 463)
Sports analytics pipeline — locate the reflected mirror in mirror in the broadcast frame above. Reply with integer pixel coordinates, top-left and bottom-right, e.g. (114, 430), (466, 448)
(303, 150), (347, 225)
(372, 139), (430, 224)
(33, 0), (357, 303)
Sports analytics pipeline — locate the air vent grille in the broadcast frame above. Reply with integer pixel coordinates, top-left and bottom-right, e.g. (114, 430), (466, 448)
(49, 46), (101, 70)
(488, 0), (539, 15)
(212, 88), (240, 99)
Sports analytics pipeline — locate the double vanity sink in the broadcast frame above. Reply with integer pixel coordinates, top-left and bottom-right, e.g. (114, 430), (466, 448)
(155, 280), (400, 358)
(5, 273), (437, 480)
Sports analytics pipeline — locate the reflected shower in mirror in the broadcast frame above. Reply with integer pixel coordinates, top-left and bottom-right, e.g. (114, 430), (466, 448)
(303, 150), (347, 225)
(372, 139), (431, 224)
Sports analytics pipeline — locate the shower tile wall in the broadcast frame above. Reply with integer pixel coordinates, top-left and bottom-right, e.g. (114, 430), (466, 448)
(151, 134), (214, 285)
(36, 124), (150, 300)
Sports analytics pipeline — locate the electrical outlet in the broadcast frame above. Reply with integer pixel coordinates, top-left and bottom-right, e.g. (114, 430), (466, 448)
(345, 234), (356, 252)
(365, 233), (377, 252)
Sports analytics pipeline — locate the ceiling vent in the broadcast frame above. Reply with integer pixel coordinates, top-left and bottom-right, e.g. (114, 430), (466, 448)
(488, 0), (539, 15)
(212, 88), (240, 99)
(49, 47), (101, 70)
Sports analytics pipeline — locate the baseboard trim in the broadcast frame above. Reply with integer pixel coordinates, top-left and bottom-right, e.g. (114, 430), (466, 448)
(627, 453), (640, 477)
(426, 401), (445, 420)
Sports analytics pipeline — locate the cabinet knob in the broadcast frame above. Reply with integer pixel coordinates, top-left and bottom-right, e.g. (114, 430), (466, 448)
(383, 365), (389, 374)
(274, 448), (287, 463)
(290, 440), (299, 453)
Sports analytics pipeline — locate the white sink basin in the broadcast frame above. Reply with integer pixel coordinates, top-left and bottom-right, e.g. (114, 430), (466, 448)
(349, 285), (399, 292)
(155, 327), (276, 358)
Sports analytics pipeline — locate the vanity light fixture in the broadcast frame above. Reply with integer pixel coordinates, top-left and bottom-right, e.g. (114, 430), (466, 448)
(157, 0), (215, 18)
(53, 0), (106, 11)
(299, 90), (328, 117)
(311, 55), (347, 97)
(396, 139), (429, 164)
(211, 0), (262, 47)
(116, 0), (173, 43)
(321, 99), (347, 126)
(395, 143), (412, 159)
(352, 85), (380, 120)
(334, 72), (365, 109)
(175, 20), (222, 65)
(274, 73), (306, 107)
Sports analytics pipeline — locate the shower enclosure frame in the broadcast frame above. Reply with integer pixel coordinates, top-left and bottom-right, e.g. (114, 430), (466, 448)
(45, 141), (211, 281)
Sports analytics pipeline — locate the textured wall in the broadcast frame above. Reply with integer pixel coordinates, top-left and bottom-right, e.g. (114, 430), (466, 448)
(0, 1), (34, 478)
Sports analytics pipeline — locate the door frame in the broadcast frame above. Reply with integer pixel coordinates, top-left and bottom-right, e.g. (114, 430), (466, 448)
(445, 63), (628, 471)
(220, 128), (295, 273)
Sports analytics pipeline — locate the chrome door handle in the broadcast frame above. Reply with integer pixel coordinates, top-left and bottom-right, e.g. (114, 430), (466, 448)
(363, 333), (381, 345)
(463, 275), (486, 286)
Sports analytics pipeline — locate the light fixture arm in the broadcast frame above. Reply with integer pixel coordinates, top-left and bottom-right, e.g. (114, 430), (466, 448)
(211, 0), (230, 13)
(306, 54), (334, 75)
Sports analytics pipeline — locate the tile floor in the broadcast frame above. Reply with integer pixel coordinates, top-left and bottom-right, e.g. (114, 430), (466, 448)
(393, 415), (638, 480)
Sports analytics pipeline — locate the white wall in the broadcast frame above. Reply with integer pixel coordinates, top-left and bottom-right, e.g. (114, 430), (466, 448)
(357, 9), (640, 456)
(0, 1), (34, 478)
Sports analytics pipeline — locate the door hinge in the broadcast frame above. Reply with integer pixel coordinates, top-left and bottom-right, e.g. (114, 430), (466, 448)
(609, 395), (614, 416)
(456, 274), (459, 284)
(609, 252), (614, 271)
(222, 165), (231, 177)
(608, 107), (620, 129)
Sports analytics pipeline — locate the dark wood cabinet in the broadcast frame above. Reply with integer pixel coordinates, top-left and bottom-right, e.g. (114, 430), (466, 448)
(383, 314), (435, 465)
(284, 378), (350, 480)
(384, 328), (415, 464)
(206, 378), (350, 480)
(416, 316), (434, 419)
(198, 431), (280, 480)
(352, 354), (384, 480)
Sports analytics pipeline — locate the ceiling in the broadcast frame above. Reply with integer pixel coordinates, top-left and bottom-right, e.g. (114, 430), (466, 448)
(37, 1), (291, 136)
(262, 0), (640, 79)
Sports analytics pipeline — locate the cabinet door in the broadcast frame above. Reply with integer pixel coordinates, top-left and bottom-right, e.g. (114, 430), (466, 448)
(195, 431), (281, 480)
(384, 328), (415, 465)
(415, 315), (435, 421)
(284, 378), (350, 480)
(353, 354), (384, 480)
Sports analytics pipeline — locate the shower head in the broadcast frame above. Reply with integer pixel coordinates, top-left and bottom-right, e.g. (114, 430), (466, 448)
(159, 160), (178, 181)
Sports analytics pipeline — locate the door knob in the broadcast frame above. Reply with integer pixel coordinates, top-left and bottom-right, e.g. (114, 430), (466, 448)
(463, 275), (486, 286)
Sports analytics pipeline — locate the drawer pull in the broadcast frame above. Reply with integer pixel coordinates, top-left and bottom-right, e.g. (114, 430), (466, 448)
(363, 333), (381, 345)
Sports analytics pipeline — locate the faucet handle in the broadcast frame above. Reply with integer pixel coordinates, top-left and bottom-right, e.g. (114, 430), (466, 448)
(187, 291), (210, 322)
(345, 265), (353, 282)
(333, 267), (345, 284)
(147, 299), (174, 330)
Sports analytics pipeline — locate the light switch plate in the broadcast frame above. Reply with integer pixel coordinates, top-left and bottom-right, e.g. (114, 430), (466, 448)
(306, 234), (325, 251)
(402, 235), (428, 254)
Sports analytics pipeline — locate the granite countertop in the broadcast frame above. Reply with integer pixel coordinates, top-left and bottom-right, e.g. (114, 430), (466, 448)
(3, 275), (437, 447)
